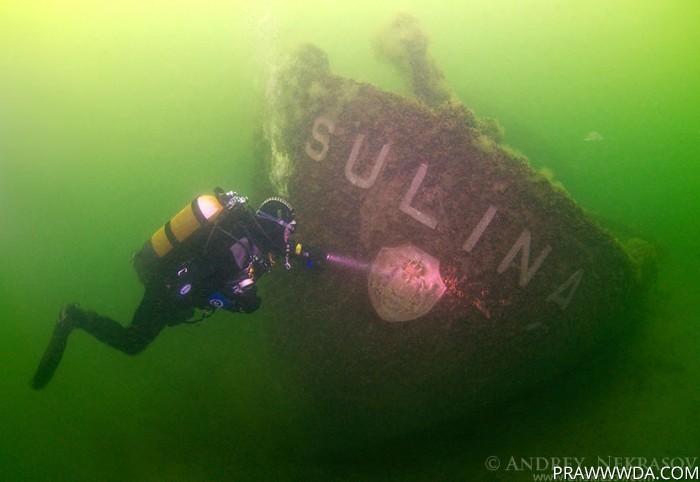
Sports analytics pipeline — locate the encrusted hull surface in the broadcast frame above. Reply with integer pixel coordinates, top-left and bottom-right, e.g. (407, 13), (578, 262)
(256, 39), (652, 445)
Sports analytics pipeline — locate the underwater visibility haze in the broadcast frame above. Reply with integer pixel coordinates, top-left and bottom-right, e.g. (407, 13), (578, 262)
(1, 1), (699, 480)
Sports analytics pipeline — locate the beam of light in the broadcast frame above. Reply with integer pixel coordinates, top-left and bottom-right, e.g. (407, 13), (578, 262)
(325, 246), (448, 322)
(325, 252), (372, 273)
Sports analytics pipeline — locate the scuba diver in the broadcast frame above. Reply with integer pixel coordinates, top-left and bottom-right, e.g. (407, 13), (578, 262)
(32, 188), (323, 390)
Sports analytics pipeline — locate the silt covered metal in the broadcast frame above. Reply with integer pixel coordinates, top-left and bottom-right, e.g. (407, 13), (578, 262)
(255, 15), (655, 445)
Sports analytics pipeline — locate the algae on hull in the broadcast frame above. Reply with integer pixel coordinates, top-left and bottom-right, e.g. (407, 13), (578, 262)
(255, 15), (654, 444)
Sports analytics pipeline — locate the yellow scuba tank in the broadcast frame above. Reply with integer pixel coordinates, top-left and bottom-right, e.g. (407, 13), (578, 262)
(150, 194), (224, 257)
(133, 194), (226, 282)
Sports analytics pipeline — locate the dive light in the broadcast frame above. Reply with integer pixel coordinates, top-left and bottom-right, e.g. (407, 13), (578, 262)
(293, 243), (328, 269)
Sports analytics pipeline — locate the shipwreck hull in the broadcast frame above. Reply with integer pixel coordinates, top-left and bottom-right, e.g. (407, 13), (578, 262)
(256, 44), (649, 444)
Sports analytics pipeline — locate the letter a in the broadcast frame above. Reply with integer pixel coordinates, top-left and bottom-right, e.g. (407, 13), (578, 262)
(546, 269), (584, 309)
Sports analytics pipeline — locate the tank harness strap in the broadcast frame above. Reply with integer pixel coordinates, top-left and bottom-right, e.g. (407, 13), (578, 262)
(163, 221), (180, 249)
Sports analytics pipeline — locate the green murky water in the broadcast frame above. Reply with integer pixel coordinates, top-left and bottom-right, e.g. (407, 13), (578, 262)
(1, 1), (698, 480)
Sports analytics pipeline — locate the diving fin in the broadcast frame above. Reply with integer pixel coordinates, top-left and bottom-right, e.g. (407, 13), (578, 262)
(31, 305), (79, 390)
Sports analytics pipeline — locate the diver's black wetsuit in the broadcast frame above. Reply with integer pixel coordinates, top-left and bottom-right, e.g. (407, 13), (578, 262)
(82, 203), (270, 353)
(32, 192), (281, 389)
(69, 286), (193, 356)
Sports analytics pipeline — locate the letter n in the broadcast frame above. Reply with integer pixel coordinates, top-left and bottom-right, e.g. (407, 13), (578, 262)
(497, 229), (552, 286)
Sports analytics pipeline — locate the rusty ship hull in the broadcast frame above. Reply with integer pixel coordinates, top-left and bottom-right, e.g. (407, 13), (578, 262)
(255, 39), (652, 445)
